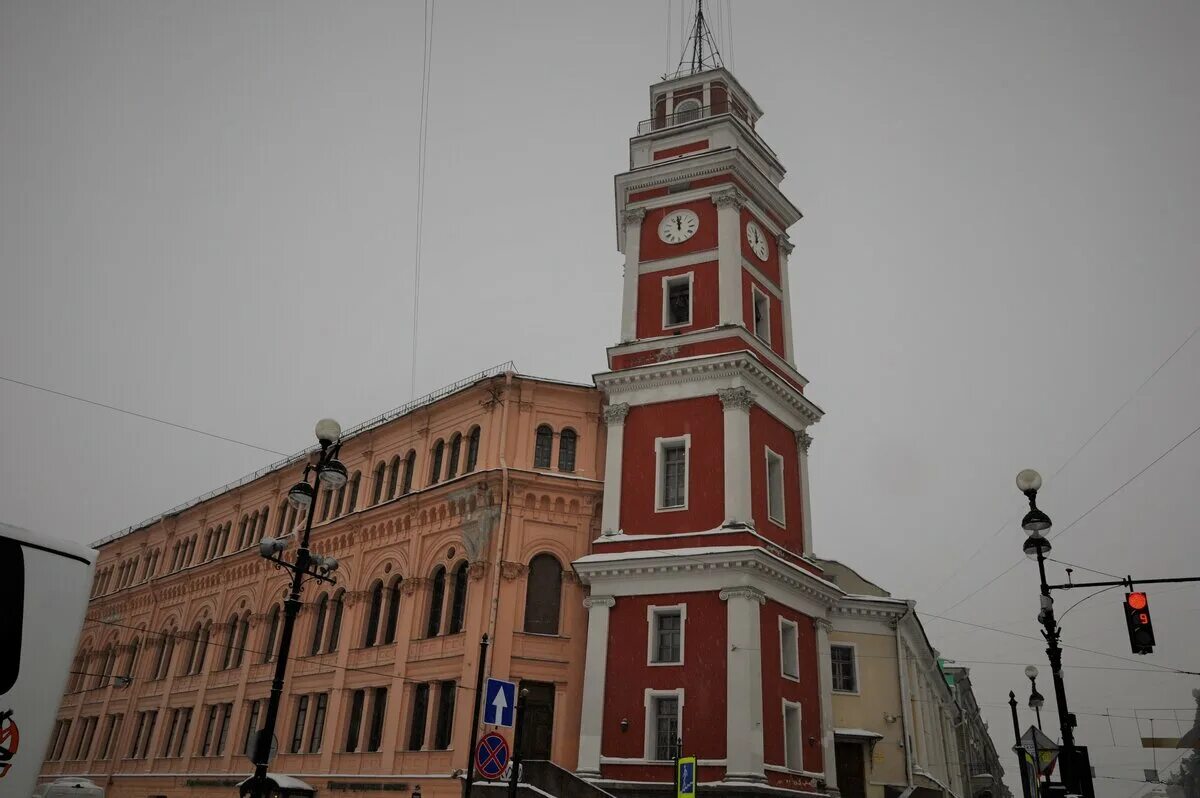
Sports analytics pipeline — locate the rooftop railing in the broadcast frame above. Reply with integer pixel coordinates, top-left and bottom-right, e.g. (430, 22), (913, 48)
(636, 103), (777, 159)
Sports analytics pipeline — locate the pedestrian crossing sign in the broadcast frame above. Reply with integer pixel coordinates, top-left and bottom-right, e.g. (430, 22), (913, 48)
(677, 756), (697, 798)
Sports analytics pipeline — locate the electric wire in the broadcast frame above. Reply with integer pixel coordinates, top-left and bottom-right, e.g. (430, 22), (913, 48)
(408, 0), (436, 400)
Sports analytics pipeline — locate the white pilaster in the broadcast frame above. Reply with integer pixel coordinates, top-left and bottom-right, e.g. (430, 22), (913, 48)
(720, 586), (766, 783)
(600, 404), (630, 535)
(717, 387), (754, 526)
(815, 618), (840, 797)
(777, 233), (796, 364)
(712, 189), (747, 327)
(577, 595), (616, 776)
(797, 429), (814, 557)
(621, 209), (646, 343)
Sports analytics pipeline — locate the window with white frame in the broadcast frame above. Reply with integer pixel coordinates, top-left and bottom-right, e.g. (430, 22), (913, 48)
(656, 435), (690, 510)
(752, 285), (771, 343)
(648, 605), (685, 665)
(783, 700), (803, 770)
(645, 690), (682, 760)
(663, 273), (693, 328)
(779, 618), (799, 679)
(766, 448), (786, 524)
(831, 644), (858, 692)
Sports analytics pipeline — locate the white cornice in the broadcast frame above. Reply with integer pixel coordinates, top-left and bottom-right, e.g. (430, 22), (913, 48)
(607, 326), (811, 389)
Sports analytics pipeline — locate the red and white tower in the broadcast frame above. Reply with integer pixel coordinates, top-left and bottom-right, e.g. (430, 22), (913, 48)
(574, 12), (841, 798)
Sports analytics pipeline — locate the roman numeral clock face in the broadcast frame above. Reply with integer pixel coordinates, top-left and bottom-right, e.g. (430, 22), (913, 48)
(746, 220), (769, 260)
(658, 209), (700, 244)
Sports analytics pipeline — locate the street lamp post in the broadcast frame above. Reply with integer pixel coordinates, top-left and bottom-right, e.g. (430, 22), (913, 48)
(1015, 469), (1079, 796)
(1025, 665), (1045, 730)
(1009, 692), (1034, 798)
(242, 419), (346, 798)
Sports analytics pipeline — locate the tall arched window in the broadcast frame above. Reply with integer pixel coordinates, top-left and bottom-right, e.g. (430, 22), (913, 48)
(69, 650), (88, 691)
(320, 487), (333, 521)
(327, 590), (345, 652)
(363, 581), (384, 647)
(185, 535), (196, 566)
(221, 615), (239, 669)
(100, 645), (116, 687)
(233, 612), (250, 668)
(430, 440), (445, 485)
(277, 500), (289, 536)
(402, 451), (416, 494)
(465, 426), (481, 472)
(523, 554), (563, 635)
(534, 425), (553, 468)
(334, 481), (347, 517)
(219, 522), (231, 555)
(311, 594), (329, 655)
(426, 567), (446, 637)
(259, 506), (269, 538)
(124, 637), (140, 679)
(387, 456), (401, 499)
(372, 462), (386, 505)
(263, 605), (281, 663)
(446, 434), (462, 480)
(192, 621), (211, 674)
(184, 623), (202, 675)
(448, 562), (469, 634)
(155, 631), (176, 680)
(238, 516), (249, 550)
(347, 472), (361, 513)
(383, 577), (402, 645)
(558, 428), (577, 472)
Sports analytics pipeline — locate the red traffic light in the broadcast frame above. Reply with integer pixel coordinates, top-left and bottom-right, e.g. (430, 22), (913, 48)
(1127, 592), (1148, 610)
(1123, 592), (1155, 654)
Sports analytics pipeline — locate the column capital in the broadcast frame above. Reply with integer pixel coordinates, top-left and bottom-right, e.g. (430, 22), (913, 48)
(583, 595), (616, 609)
(621, 207), (647, 225)
(711, 187), (748, 210)
(796, 429), (813, 453)
(602, 403), (631, 425)
(717, 387), (756, 412)
(719, 586), (767, 605)
(777, 233), (795, 255)
(813, 617), (833, 633)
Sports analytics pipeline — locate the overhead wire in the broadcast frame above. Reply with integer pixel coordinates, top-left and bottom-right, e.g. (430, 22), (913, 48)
(409, 0), (436, 400)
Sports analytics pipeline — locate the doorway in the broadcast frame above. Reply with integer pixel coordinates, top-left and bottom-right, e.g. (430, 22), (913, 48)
(517, 680), (556, 759)
(836, 740), (867, 798)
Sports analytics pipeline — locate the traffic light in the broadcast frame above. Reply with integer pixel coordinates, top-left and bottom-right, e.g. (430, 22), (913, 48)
(1123, 592), (1155, 654)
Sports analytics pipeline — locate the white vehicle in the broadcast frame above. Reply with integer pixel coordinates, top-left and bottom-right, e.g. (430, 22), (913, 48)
(35, 777), (104, 798)
(0, 523), (97, 797)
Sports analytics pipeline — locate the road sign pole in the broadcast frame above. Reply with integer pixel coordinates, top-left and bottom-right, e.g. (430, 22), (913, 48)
(508, 688), (529, 798)
(463, 634), (490, 798)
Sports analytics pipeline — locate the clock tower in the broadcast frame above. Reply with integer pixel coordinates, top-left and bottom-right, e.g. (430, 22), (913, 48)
(573, 8), (843, 798)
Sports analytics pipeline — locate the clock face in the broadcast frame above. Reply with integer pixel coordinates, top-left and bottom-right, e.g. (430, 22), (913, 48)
(746, 221), (769, 261)
(658, 209), (700, 244)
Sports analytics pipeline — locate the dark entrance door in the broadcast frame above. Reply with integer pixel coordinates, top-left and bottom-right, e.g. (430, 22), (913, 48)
(836, 741), (867, 798)
(517, 680), (555, 759)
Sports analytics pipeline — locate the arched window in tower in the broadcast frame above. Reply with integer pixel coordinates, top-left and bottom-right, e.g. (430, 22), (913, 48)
(363, 581), (384, 647)
(674, 98), (702, 124)
(523, 554), (563, 635)
(465, 426), (481, 473)
(263, 605), (281, 663)
(446, 433), (462, 480)
(387, 456), (401, 499)
(327, 590), (345, 652)
(534, 425), (554, 468)
(347, 472), (361, 513)
(558, 428), (577, 472)
(372, 462), (386, 505)
(402, 451), (416, 494)
(310, 593), (329, 655)
(425, 567), (446, 637)
(383, 577), (403, 645)
(448, 562), (469, 634)
(233, 612), (250, 668)
(430, 440), (445, 485)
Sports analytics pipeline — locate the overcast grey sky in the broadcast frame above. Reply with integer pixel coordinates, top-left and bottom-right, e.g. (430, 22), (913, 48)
(2, 2), (1198, 793)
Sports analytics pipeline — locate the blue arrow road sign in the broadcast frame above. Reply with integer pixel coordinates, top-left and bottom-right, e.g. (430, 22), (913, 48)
(483, 677), (517, 727)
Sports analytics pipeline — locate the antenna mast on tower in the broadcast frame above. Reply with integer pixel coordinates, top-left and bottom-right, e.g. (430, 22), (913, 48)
(671, 0), (724, 78)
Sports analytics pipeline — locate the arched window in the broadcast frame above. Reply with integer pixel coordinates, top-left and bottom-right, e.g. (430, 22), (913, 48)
(363, 581), (384, 647)
(448, 562), (469, 634)
(185, 535), (196, 566)
(327, 590), (345, 652)
(193, 621), (212, 674)
(558, 428), (577, 472)
(674, 98), (702, 123)
(219, 522), (231, 555)
(184, 623), (203, 675)
(259, 506), (269, 538)
(320, 486), (333, 521)
(100, 645), (116, 687)
(233, 612), (250, 668)
(221, 615), (239, 669)
(426, 567), (446, 637)
(372, 462), (386, 505)
(447, 434), (462, 480)
(237, 516), (249, 550)
(387, 456), (401, 499)
(334, 481), (347, 517)
(263, 605), (281, 663)
(311, 594), (329, 656)
(383, 578), (402, 645)
(534, 425), (553, 468)
(430, 440), (445, 485)
(285, 504), (297, 534)
(402, 451), (416, 494)
(347, 472), (361, 513)
(71, 649), (90, 691)
(124, 637), (140, 679)
(523, 554), (563, 635)
(465, 426), (481, 472)
(154, 631), (175, 680)
(277, 500), (289, 536)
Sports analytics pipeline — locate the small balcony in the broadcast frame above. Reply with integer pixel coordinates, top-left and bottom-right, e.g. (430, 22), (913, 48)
(346, 645), (396, 672)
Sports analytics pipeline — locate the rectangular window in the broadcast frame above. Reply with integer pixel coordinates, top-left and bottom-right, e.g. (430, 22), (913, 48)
(367, 687), (388, 752)
(780, 618), (799, 680)
(98, 714), (121, 760)
(128, 714), (145, 759)
(50, 719), (71, 760)
(345, 689), (365, 752)
(291, 695), (310, 753)
(653, 696), (679, 761)
(174, 707), (192, 758)
(783, 701), (803, 770)
(138, 710), (157, 759)
(201, 704), (219, 756)
(831, 644), (858, 692)
(216, 703), (233, 756)
(161, 709), (180, 757)
(752, 285), (771, 343)
(434, 681), (456, 750)
(766, 448), (786, 524)
(656, 436), (689, 510)
(72, 717), (96, 760)
(649, 608), (683, 664)
(309, 693), (328, 754)
(663, 273), (693, 328)
(243, 700), (263, 757)
(407, 683), (430, 751)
